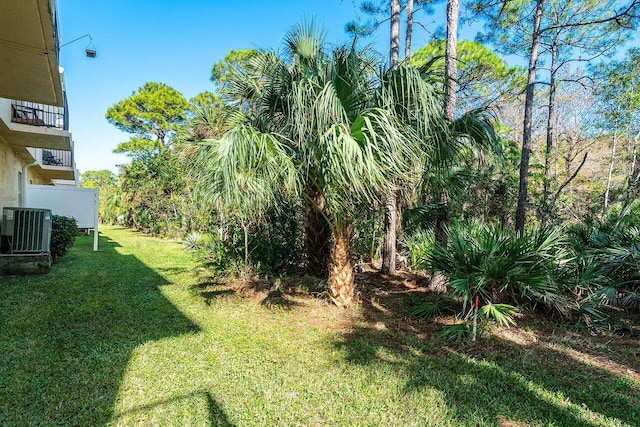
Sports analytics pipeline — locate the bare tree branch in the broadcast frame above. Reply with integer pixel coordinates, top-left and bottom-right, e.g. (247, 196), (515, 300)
(541, 1), (640, 32)
(547, 152), (589, 218)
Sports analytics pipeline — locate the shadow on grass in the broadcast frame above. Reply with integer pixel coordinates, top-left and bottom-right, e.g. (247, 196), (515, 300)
(260, 289), (303, 310)
(333, 272), (640, 426)
(110, 391), (234, 427)
(190, 274), (309, 309)
(0, 232), (223, 426)
(206, 391), (235, 427)
(191, 281), (236, 305)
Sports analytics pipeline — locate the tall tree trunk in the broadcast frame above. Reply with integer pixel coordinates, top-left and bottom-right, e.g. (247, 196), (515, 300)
(604, 134), (618, 210)
(404, 0), (414, 61)
(630, 134), (638, 179)
(444, 0), (459, 122)
(515, 0), (545, 235)
(434, 202), (450, 246)
(242, 221), (250, 266)
(389, 0), (400, 68)
(381, 0), (401, 275)
(616, 134), (640, 229)
(328, 220), (355, 307)
(542, 40), (558, 220)
(304, 185), (331, 278)
(381, 191), (397, 274)
(433, 0), (459, 249)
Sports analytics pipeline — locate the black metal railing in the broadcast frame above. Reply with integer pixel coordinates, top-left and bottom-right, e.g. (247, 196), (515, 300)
(11, 100), (67, 130)
(41, 149), (73, 168)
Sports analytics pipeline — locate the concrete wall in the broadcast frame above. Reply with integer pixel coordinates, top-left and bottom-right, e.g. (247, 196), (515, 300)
(0, 135), (22, 209)
(0, 253), (51, 276)
(27, 167), (48, 185)
(0, 135), (52, 211)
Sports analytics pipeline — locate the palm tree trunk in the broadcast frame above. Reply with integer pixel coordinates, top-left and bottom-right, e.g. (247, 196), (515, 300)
(434, 202), (450, 246)
(328, 221), (355, 307)
(304, 185), (331, 278)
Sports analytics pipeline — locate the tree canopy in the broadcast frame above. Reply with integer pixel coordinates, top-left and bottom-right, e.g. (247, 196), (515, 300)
(79, 169), (117, 188)
(411, 40), (525, 110)
(106, 82), (189, 156)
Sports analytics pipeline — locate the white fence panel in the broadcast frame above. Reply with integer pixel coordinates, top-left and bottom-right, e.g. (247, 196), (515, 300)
(25, 185), (99, 250)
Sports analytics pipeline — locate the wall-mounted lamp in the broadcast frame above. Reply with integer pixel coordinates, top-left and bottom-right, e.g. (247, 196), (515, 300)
(60, 34), (97, 58)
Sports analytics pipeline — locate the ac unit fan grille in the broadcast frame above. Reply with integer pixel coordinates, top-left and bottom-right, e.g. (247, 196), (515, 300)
(1, 208), (52, 254)
(15, 210), (46, 252)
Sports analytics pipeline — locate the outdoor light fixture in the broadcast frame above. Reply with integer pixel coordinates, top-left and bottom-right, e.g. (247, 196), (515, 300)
(60, 33), (97, 58)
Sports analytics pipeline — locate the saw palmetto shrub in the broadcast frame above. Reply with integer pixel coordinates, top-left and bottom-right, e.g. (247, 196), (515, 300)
(421, 221), (575, 331)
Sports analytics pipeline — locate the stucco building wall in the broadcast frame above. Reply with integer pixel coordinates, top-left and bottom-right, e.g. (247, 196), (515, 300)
(1, 136), (52, 210)
(0, 136), (22, 209)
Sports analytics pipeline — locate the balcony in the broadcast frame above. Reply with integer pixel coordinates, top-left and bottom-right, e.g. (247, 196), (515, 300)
(28, 147), (75, 181)
(0, 0), (64, 106)
(11, 101), (68, 130)
(0, 98), (71, 150)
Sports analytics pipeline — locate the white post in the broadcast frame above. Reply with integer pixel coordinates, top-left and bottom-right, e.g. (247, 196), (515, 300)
(472, 295), (479, 342)
(93, 188), (99, 251)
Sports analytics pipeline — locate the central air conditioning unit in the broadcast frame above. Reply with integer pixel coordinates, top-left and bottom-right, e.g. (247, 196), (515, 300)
(0, 207), (52, 254)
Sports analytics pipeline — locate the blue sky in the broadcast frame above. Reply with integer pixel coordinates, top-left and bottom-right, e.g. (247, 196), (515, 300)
(56, 0), (471, 174)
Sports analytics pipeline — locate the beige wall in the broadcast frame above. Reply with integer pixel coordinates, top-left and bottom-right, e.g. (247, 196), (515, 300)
(27, 168), (48, 185)
(0, 136), (52, 210)
(0, 136), (21, 209)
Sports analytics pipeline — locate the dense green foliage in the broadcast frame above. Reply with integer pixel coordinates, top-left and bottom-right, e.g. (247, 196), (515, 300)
(423, 222), (574, 327)
(568, 207), (640, 316)
(119, 151), (196, 237)
(96, 21), (640, 331)
(184, 206), (304, 276)
(79, 170), (123, 224)
(50, 215), (77, 262)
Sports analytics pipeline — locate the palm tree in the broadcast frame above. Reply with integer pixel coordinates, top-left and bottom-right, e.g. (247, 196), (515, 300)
(196, 126), (299, 265)
(417, 109), (500, 246)
(197, 23), (435, 306)
(378, 62), (499, 247)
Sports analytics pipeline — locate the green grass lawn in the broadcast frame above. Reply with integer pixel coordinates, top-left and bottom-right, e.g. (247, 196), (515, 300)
(1, 226), (639, 426)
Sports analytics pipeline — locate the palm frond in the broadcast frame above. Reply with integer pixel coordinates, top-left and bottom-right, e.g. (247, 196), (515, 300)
(283, 20), (326, 65)
(196, 125), (299, 222)
(439, 324), (471, 342)
(478, 303), (517, 327)
(410, 301), (441, 320)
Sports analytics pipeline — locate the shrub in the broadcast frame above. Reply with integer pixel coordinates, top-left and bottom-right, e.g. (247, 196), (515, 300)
(403, 229), (435, 270)
(183, 232), (207, 250)
(567, 221), (640, 318)
(51, 215), (77, 262)
(439, 324), (472, 342)
(422, 221), (574, 332)
(195, 233), (234, 276)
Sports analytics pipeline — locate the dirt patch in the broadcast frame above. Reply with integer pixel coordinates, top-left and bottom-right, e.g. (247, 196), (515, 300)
(194, 268), (640, 382)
